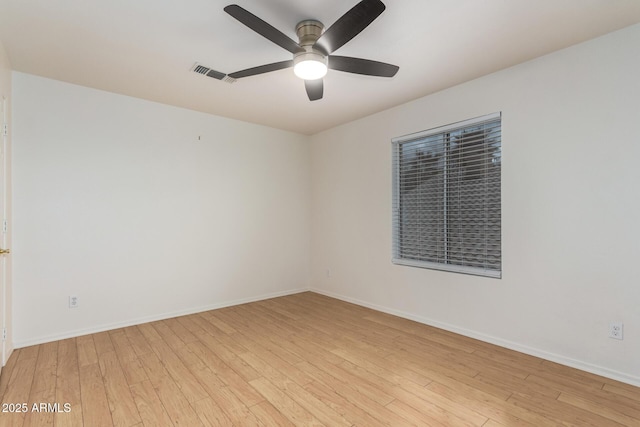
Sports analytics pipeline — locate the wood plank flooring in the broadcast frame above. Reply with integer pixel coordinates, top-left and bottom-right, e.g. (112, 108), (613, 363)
(0, 292), (638, 426)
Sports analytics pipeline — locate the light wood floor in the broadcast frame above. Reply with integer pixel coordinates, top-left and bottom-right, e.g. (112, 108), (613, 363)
(1, 292), (639, 426)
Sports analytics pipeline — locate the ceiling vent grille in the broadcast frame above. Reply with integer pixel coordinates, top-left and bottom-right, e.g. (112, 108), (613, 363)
(191, 63), (235, 84)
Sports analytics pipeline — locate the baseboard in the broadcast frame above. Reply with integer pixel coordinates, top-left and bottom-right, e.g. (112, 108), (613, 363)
(14, 288), (309, 349)
(310, 287), (640, 388)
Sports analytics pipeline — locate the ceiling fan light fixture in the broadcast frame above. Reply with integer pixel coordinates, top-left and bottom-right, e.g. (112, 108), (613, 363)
(293, 52), (328, 80)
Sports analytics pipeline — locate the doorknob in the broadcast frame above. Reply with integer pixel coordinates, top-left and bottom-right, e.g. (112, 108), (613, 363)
(0, 249), (10, 255)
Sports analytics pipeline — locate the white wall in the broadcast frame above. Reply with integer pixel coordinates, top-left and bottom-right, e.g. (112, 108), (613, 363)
(12, 73), (310, 346)
(310, 24), (640, 386)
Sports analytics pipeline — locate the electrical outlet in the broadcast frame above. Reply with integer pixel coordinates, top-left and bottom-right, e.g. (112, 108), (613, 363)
(609, 322), (623, 340)
(69, 295), (79, 309)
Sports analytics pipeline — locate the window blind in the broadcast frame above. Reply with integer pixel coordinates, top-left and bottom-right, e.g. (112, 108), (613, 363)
(392, 112), (501, 278)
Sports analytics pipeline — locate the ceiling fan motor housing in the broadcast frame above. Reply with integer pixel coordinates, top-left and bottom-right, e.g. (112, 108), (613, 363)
(293, 20), (328, 75)
(296, 20), (324, 46)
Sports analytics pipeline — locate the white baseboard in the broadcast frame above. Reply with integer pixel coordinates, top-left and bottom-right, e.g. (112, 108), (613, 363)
(14, 288), (309, 349)
(310, 287), (640, 388)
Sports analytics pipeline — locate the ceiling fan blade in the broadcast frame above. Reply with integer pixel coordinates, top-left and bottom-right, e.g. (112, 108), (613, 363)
(224, 5), (304, 54)
(313, 0), (386, 56)
(328, 56), (398, 77)
(305, 79), (323, 101)
(228, 60), (294, 79)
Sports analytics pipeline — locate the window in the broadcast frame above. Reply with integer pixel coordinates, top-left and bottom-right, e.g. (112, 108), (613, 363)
(392, 112), (501, 278)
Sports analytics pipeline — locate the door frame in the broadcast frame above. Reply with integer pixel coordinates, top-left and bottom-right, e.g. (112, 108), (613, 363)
(1, 94), (8, 368)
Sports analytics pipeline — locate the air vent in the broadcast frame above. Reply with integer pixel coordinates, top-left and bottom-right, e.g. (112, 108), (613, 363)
(193, 64), (211, 75)
(191, 62), (235, 84)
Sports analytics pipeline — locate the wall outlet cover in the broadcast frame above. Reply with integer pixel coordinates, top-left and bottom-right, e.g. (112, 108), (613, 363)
(69, 295), (79, 308)
(609, 322), (623, 340)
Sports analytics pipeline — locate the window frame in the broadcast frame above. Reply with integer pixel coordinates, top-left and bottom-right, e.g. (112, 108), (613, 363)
(391, 112), (502, 278)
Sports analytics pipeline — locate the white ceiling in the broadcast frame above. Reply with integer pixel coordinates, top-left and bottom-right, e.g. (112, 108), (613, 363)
(1, 0), (639, 135)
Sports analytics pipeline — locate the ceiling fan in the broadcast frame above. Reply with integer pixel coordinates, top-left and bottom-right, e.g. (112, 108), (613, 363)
(222, 0), (399, 101)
